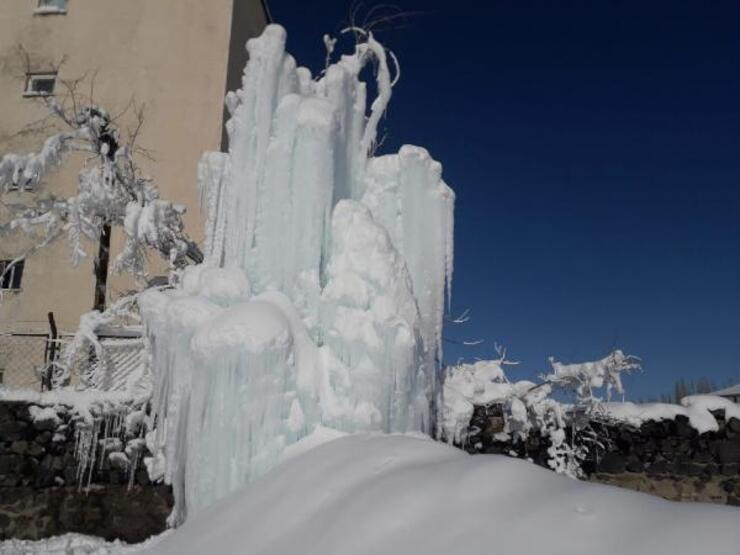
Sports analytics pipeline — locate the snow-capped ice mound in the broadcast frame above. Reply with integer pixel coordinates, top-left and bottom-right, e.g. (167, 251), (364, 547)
(141, 23), (454, 521)
(143, 434), (739, 555)
(191, 300), (292, 355)
(321, 200), (429, 432)
(180, 265), (250, 306)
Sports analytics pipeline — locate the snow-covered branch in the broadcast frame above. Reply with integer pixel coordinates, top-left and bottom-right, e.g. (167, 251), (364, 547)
(0, 93), (202, 286)
(443, 349), (641, 478)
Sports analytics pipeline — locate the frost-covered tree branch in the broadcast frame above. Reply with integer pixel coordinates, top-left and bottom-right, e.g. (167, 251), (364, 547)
(1, 78), (205, 388)
(0, 89), (203, 296)
(544, 350), (642, 406)
(53, 293), (142, 388)
(443, 349), (641, 478)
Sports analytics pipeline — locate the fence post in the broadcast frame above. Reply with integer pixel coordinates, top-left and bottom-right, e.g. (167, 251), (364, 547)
(43, 311), (58, 391)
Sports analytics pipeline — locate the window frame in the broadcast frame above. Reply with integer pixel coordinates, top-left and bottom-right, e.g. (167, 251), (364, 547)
(0, 260), (25, 291)
(6, 179), (35, 193)
(23, 72), (57, 98)
(34, 0), (68, 15)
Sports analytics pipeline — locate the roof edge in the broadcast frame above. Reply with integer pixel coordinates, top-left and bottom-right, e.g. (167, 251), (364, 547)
(260, 0), (273, 23)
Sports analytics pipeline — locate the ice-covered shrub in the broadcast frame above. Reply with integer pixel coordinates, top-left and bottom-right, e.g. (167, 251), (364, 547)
(443, 350), (641, 477)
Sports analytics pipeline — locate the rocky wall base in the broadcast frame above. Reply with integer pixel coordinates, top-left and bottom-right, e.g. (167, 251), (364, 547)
(590, 472), (740, 505)
(459, 403), (740, 506)
(0, 485), (172, 543)
(1, 398), (170, 542)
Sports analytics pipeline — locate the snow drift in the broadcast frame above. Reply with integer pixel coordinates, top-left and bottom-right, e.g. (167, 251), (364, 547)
(3, 434), (738, 554)
(140, 24), (454, 522)
(141, 434), (739, 555)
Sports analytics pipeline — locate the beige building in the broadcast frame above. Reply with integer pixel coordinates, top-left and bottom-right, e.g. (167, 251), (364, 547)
(0, 0), (270, 386)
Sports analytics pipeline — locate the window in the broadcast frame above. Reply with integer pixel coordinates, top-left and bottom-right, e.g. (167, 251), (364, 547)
(5, 178), (35, 192)
(35, 0), (67, 14)
(0, 260), (25, 290)
(24, 72), (56, 97)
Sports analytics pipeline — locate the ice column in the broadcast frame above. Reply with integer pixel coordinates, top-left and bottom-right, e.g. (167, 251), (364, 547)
(144, 23), (455, 522)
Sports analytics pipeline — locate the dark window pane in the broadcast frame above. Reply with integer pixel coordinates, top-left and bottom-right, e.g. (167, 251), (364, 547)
(32, 78), (55, 94)
(0, 260), (24, 289)
(11, 260), (24, 289)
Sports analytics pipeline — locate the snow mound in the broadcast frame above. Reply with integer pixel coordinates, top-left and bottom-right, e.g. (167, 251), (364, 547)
(0, 387), (140, 424)
(603, 394), (740, 434)
(0, 532), (167, 555)
(28, 405), (62, 428)
(180, 265), (250, 306)
(143, 434), (739, 555)
(681, 394), (740, 421)
(442, 360), (519, 443)
(191, 300), (292, 355)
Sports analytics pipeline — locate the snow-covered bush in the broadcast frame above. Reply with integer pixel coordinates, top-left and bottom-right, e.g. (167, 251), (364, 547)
(443, 350), (641, 477)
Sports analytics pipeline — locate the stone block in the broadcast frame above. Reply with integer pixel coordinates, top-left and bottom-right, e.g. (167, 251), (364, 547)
(0, 405), (12, 423)
(0, 421), (29, 442)
(0, 453), (20, 474)
(721, 463), (739, 476)
(10, 441), (28, 455)
(598, 452), (626, 474)
(717, 441), (740, 464)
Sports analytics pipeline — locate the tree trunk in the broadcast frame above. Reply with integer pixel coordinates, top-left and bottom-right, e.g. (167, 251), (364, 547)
(93, 222), (111, 312)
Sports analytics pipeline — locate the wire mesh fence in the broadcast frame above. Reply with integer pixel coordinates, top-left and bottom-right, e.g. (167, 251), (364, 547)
(0, 333), (50, 390)
(0, 331), (146, 391)
(66, 335), (147, 391)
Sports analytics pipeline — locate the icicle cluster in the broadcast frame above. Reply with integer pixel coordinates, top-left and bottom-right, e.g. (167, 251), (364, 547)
(140, 24), (454, 523)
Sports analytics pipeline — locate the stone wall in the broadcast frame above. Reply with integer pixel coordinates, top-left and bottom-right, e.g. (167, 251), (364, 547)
(460, 403), (740, 506)
(0, 400), (172, 542)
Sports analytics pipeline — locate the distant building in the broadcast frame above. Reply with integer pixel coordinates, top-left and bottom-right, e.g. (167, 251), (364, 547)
(710, 384), (740, 404)
(0, 0), (270, 387)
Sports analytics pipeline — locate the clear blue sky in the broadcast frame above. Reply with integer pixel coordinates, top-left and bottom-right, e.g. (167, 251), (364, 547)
(269, 0), (740, 400)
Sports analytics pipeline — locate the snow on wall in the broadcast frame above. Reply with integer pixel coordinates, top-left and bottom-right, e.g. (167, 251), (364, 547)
(603, 395), (740, 434)
(141, 24), (454, 523)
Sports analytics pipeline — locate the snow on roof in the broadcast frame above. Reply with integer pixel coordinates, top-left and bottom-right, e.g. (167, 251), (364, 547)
(709, 383), (740, 397)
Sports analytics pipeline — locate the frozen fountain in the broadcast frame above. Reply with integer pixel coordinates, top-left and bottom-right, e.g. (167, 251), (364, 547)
(140, 24), (454, 523)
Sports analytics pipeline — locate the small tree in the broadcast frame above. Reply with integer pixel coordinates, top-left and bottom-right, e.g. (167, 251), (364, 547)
(0, 79), (202, 310)
(1, 77), (202, 386)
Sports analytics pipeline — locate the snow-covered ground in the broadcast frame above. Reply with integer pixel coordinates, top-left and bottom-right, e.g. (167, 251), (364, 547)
(4, 433), (737, 555)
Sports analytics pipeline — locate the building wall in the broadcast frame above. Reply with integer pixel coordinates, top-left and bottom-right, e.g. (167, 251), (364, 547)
(0, 0), (269, 385)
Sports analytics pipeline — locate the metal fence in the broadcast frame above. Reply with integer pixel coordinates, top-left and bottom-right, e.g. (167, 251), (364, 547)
(67, 335), (147, 391)
(0, 333), (50, 390)
(0, 330), (146, 391)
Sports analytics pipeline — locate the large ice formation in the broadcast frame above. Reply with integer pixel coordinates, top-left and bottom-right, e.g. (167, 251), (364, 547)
(140, 24), (454, 523)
